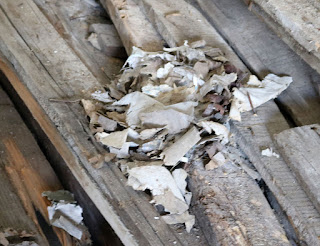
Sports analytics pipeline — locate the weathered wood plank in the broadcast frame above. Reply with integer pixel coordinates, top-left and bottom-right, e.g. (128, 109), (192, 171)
(99, 0), (165, 54)
(0, 1), (206, 245)
(135, 0), (248, 72)
(33, 0), (124, 83)
(247, 0), (320, 75)
(231, 106), (320, 246)
(275, 124), (320, 214)
(0, 87), (55, 246)
(192, 0), (320, 126)
(134, 0), (320, 244)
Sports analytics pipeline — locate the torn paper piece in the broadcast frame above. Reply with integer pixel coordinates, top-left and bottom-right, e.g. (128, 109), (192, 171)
(43, 190), (89, 241)
(97, 115), (117, 131)
(162, 211), (195, 233)
(42, 190), (75, 203)
(47, 203), (83, 239)
(91, 91), (114, 103)
(87, 33), (101, 50)
(200, 73), (237, 98)
(232, 74), (292, 114)
(113, 92), (163, 128)
(172, 169), (192, 206)
(96, 129), (129, 149)
(127, 166), (189, 214)
(161, 127), (201, 166)
(81, 99), (96, 116)
(166, 101), (198, 116)
(261, 148), (280, 158)
(110, 142), (138, 159)
(140, 109), (192, 135)
(139, 128), (164, 140)
(197, 121), (229, 143)
(142, 84), (173, 97)
(157, 62), (174, 79)
(206, 152), (226, 170)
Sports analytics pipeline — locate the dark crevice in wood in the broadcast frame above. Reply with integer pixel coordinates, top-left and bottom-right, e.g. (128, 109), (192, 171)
(0, 69), (123, 246)
(273, 99), (297, 128)
(35, 210), (61, 246)
(258, 179), (300, 246)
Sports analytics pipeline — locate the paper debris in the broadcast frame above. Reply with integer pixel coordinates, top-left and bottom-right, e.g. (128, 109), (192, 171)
(91, 90), (113, 103)
(162, 211), (195, 233)
(96, 129), (129, 149)
(97, 115), (117, 132)
(0, 229), (38, 246)
(42, 190), (90, 242)
(261, 148), (280, 158)
(197, 121), (229, 143)
(231, 74), (292, 120)
(127, 166), (193, 230)
(82, 41), (292, 232)
(161, 127), (201, 166)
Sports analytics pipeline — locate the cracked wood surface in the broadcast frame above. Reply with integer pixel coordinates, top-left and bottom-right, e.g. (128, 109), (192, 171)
(275, 125), (320, 214)
(0, 0), (206, 245)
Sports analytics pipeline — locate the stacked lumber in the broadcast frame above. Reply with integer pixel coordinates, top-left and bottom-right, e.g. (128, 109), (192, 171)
(0, 0), (319, 245)
(245, 0), (320, 75)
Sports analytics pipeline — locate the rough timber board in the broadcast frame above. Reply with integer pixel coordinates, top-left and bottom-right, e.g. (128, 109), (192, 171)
(0, 89), (48, 246)
(248, 0), (320, 75)
(99, 0), (165, 54)
(275, 125), (320, 214)
(33, 0), (124, 83)
(0, 86), (75, 245)
(134, 0), (320, 244)
(192, 0), (320, 126)
(0, 1), (206, 245)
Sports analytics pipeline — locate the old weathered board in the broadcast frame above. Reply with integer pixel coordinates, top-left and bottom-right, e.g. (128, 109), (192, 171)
(275, 125), (320, 214)
(0, 90), (49, 246)
(99, 0), (165, 54)
(192, 0), (320, 126)
(0, 86), (75, 245)
(0, 1), (207, 245)
(33, 0), (124, 84)
(247, 0), (320, 75)
(132, 0), (320, 244)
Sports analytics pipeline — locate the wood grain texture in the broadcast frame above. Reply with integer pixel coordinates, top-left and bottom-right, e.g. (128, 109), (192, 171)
(0, 1), (207, 245)
(247, 0), (320, 75)
(0, 87), (63, 246)
(99, 0), (165, 54)
(33, 0), (124, 83)
(231, 108), (320, 246)
(275, 125), (320, 214)
(135, 0), (320, 244)
(192, 0), (320, 126)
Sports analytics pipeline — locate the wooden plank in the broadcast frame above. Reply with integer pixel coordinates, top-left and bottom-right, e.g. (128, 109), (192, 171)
(192, 0), (320, 126)
(33, 0), (124, 83)
(99, 0), (165, 54)
(133, 0), (320, 244)
(231, 107), (320, 246)
(0, 87), (64, 246)
(135, 0), (248, 72)
(248, 0), (320, 75)
(0, 1), (207, 245)
(275, 124), (320, 214)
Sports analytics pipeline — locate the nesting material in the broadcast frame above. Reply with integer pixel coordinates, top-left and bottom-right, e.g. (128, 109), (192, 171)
(82, 41), (292, 232)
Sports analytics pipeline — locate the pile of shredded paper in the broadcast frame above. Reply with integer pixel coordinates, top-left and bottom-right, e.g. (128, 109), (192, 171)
(82, 40), (292, 232)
